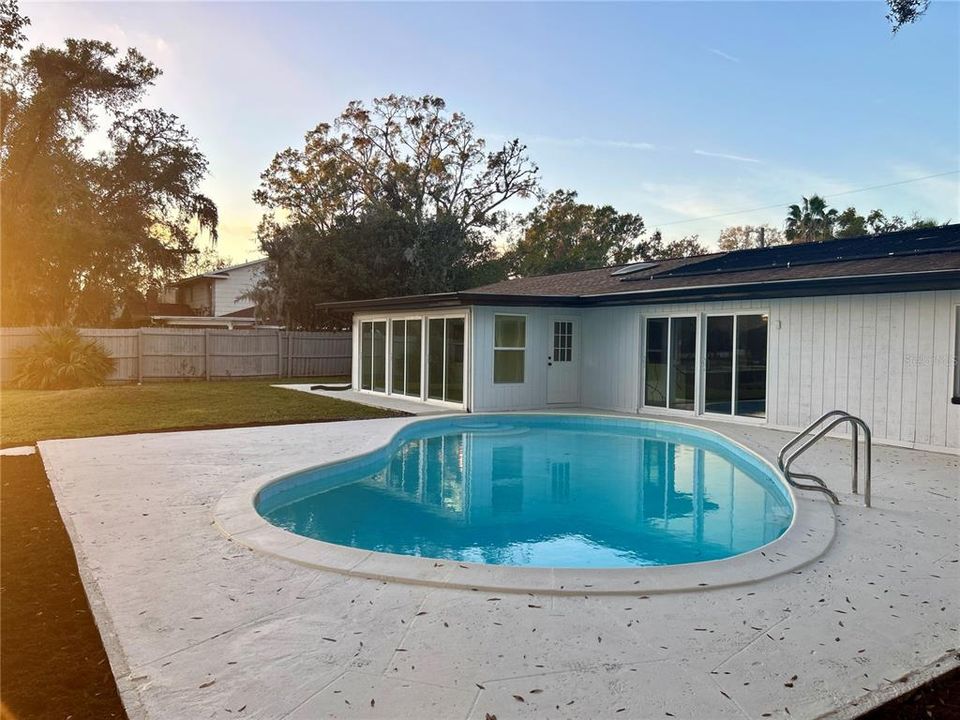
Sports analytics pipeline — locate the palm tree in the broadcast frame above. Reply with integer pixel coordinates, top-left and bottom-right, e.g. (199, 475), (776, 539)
(785, 195), (838, 243)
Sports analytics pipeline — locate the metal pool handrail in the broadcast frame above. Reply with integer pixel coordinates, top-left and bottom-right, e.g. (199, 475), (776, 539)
(777, 410), (872, 508)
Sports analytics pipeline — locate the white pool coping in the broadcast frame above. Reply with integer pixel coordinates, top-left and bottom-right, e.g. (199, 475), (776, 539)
(213, 413), (835, 595)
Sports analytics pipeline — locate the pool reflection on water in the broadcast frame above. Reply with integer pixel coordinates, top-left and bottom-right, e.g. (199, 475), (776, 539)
(259, 418), (793, 568)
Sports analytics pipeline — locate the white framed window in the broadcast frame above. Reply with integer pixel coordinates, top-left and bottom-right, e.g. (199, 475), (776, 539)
(552, 320), (573, 362)
(494, 314), (526, 384)
(357, 310), (468, 408)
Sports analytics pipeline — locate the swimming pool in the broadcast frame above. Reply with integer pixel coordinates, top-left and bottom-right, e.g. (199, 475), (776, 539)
(256, 415), (794, 569)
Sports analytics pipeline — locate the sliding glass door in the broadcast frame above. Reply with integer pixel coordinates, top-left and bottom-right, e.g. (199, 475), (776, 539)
(427, 317), (465, 403)
(735, 315), (768, 417)
(704, 316), (734, 414)
(703, 313), (768, 418)
(669, 317), (697, 411)
(359, 320), (387, 392)
(645, 312), (768, 418)
(644, 316), (697, 411)
(644, 318), (668, 407)
(390, 319), (422, 397)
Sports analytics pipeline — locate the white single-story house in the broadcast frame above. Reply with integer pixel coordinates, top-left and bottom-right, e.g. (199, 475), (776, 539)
(328, 225), (960, 453)
(152, 258), (273, 329)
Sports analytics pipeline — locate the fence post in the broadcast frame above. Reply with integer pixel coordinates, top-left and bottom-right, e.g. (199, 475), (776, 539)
(287, 332), (293, 378)
(204, 329), (211, 381)
(277, 329), (283, 378)
(137, 328), (143, 384)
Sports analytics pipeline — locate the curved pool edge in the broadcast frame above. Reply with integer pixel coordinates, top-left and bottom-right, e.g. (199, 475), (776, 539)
(212, 412), (837, 596)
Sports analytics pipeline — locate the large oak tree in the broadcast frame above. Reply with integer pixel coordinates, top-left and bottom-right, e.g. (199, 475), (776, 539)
(1, 2), (218, 325)
(251, 94), (538, 328)
(506, 189), (648, 276)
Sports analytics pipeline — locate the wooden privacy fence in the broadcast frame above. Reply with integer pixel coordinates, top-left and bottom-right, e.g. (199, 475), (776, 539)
(0, 328), (352, 384)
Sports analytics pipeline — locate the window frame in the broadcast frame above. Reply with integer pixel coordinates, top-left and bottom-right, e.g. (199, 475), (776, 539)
(700, 311), (770, 420)
(388, 317), (424, 398)
(354, 310), (469, 410)
(952, 305), (960, 406)
(552, 319), (574, 363)
(426, 315), (466, 404)
(641, 313), (699, 413)
(493, 313), (527, 385)
(358, 318), (388, 392)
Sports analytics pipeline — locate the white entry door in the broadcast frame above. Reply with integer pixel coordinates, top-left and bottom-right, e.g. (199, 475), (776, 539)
(547, 317), (580, 404)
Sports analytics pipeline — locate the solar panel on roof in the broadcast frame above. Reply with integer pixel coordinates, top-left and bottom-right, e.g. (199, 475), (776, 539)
(642, 224), (960, 279)
(610, 261), (660, 276)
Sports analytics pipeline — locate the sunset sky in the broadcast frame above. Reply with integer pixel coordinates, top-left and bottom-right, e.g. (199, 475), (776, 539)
(22, 1), (960, 261)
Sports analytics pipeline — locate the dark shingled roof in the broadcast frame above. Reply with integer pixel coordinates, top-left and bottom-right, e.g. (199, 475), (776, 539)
(467, 250), (960, 297)
(466, 255), (714, 297)
(320, 224), (960, 310)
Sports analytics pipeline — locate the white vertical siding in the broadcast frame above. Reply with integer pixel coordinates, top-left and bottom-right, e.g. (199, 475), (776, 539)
(579, 306), (641, 413)
(930, 291), (954, 447)
(467, 290), (959, 452)
(212, 262), (264, 316)
(471, 306), (580, 411)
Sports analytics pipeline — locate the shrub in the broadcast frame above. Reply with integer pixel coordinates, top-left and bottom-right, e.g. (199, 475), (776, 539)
(13, 327), (115, 390)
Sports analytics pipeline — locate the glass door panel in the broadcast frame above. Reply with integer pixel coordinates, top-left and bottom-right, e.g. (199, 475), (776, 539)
(360, 321), (373, 390)
(444, 318), (465, 403)
(668, 317), (697, 410)
(735, 315), (768, 417)
(371, 321), (387, 392)
(644, 318), (668, 408)
(427, 319), (445, 400)
(391, 320), (405, 394)
(704, 316), (734, 414)
(405, 320), (422, 397)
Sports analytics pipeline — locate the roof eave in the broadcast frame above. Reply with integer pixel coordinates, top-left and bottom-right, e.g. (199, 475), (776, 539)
(319, 292), (584, 312)
(316, 269), (960, 313)
(581, 269), (960, 306)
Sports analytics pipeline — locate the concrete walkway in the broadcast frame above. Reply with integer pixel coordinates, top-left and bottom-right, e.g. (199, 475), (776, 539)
(40, 415), (958, 720)
(0, 444), (35, 456)
(274, 384), (455, 415)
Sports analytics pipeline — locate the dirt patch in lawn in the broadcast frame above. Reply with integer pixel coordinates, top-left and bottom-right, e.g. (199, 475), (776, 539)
(0, 453), (127, 720)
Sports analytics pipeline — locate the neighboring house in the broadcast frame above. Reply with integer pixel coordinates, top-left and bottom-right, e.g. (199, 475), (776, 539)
(151, 259), (272, 329)
(326, 225), (960, 453)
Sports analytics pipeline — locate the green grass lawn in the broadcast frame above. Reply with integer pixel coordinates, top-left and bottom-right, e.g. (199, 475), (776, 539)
(0, 377), (400, 446)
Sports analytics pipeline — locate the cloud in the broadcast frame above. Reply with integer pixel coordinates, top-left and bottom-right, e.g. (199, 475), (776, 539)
(708, 48), (741, 63)
(523, 135), (655, 151)
(694, 149), (762, 164)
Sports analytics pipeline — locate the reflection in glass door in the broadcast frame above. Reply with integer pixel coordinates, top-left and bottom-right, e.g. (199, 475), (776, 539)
(703, 314), (768, 418)
(669, 317), (697, 410)
(427, 317), (466, 404)
(735, 315), (768, 417)
(428, 319), (445, 400)
(644, 318), (668, 408)
(390, 319), (422, 397)
(645, 316), (697, 411)
(704, 316), (734, 414)
(360, 320), (387, 392)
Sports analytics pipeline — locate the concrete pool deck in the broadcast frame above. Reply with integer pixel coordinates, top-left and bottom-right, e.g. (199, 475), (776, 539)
(273, 383), (456, 415)
(40, 414), (958, 720)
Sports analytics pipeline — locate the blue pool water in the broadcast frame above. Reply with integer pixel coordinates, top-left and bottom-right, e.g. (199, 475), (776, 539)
(257, 415), (794, 568)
